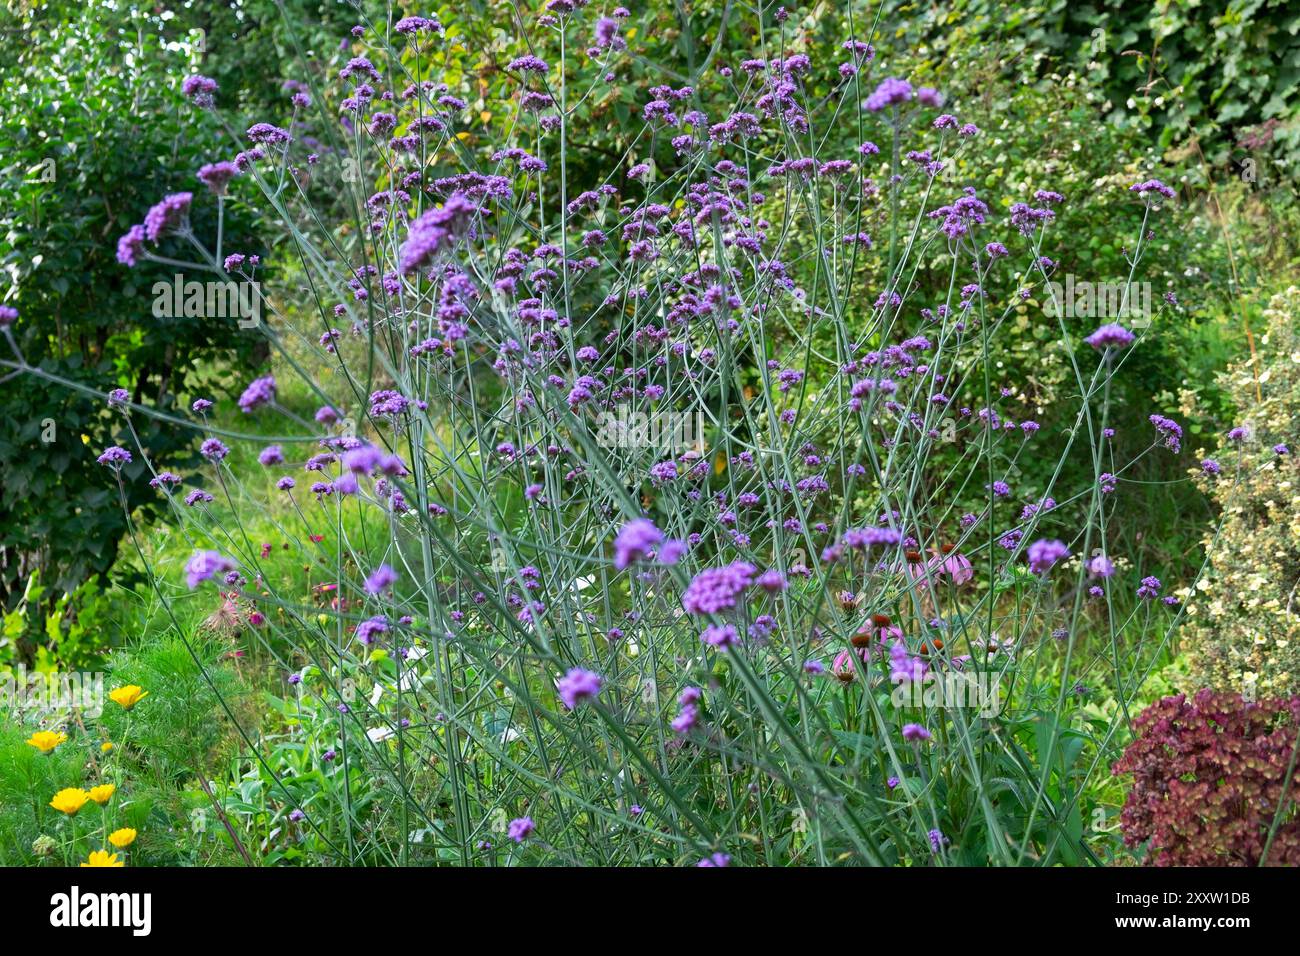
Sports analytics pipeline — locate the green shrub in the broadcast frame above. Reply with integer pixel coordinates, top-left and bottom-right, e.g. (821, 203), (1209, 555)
(1184, 286), (1300, 698)
(896, 0), (1300, 179)
(0, 4), (274, 619)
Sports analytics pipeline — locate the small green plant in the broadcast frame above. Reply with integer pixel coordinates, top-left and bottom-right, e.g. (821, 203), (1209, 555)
(1, 571), (112, 672)
(0, 630), (253, 866)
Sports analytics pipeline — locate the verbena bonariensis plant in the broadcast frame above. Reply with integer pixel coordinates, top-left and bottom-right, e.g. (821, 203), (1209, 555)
(2, 2), (1280, 866)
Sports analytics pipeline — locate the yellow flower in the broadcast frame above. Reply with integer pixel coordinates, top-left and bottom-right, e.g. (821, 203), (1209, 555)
(87, 783), (116, 804)
(101, 741), (114, 753)
(109, 685), (148, 710)
(50, 788), (89, 815)
(108, 827), (137, 848)
(26, 730), (68, 754)
(80, 850), (124, 867)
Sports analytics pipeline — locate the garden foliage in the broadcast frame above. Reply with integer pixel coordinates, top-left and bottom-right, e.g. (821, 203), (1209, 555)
(1114, 689), (1300, 866)
(0, 0), (1297, 869)
(1185, 287), (1300, 700)
(0, 4), (265, 613)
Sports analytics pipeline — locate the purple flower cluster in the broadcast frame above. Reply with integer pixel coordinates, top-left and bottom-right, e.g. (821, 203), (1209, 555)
(613, 518), (662, 570)
(116, 226), (146, 267)
(1149, 414), (1183, 453)
(238, 375), (277, 413)
(1085, 323), (1135, 350)
(247, 123), (291, 146)
(181, 74), (218, 107)
(1137, 575), (1162, 600)
(355, 615), (389, 645)
(1027, 539), (1069, 575)
(197, 161), (239, 197)
(672, 686), (702, 734)
(201, 438), (229, 461)
(556, 667), (602, 710)
(369, 389), (411, 417)
(143, 192), (193, 242)
(902, 723), (932, 742)
(399, 193), (481, 274)
(1130, 179), (1176, 200)
(364, 564), (398, 595)
(864, 77), (920, 112)
(700, 622), (739, 649)
(840, 526), (901, 550)
(96, 446), (132, 468)
(507, 816), (535, 842)
(681, 561), (756, 615)
(395, 15), (442, 36)
(890, 640), (926, 685)
(184, 550), (235, 588)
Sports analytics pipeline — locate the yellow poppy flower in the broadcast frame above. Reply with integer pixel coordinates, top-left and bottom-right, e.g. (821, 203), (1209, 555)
(108, 827), (137, 848)
(50, 788), (90, 815)
(26, 730), (68, 754)
(101, 741), (114, 753)
(80, 850), (124, 867)
(109, 685), (148, 710)
(87, 783), (116, 804)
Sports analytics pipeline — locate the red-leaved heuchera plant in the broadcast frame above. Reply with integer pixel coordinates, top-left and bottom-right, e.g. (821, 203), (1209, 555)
(1113, 689), (1300, 866)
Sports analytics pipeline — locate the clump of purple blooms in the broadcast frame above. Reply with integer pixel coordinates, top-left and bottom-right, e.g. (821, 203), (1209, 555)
(181, 74), (218, 107)
(1027, 539), (1070, 575)
(556, 667), (602, 709)
(1085, 323), (1135, 350)
(57, 7), (1240, 867)
(184, 550), (235, 588)
(238, 375), (277, 413)
(399, 193), (480, 274)
(507, 817), (535, 843)
(682, 562), (756, 615)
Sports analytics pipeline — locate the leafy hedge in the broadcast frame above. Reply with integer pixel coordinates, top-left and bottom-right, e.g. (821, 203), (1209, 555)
(896, 0), (1300, 176)
(0, 4), (270, 617)
(1184, 286), (1300, 699)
